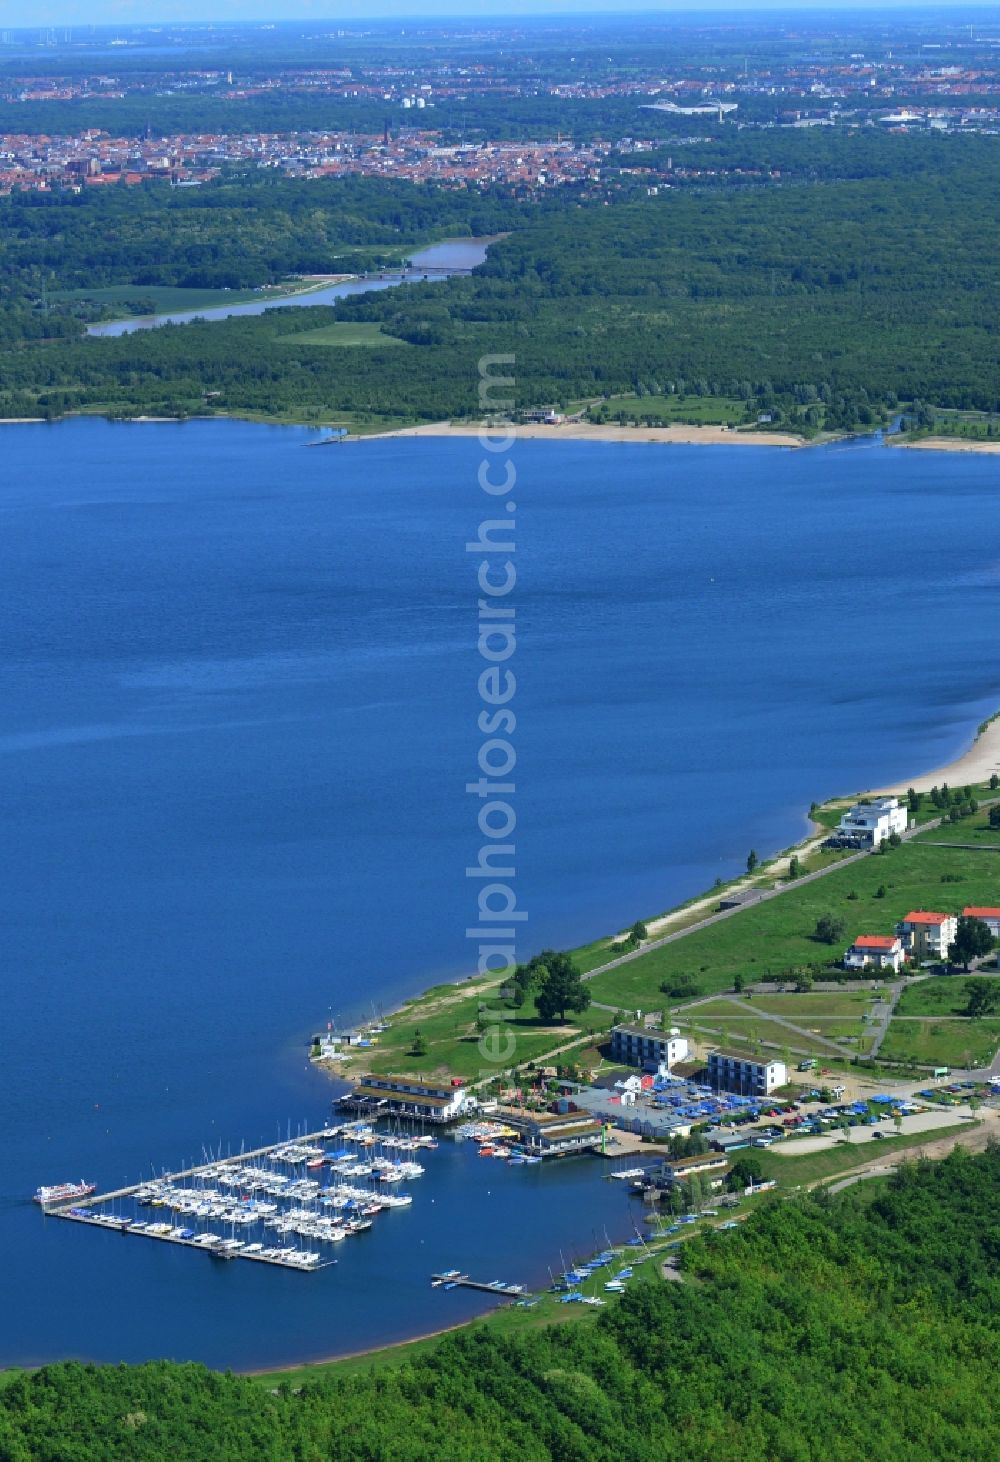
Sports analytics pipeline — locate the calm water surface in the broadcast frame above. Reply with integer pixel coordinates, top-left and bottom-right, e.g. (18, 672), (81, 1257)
(86, 236), (494, 336)
(0, 420), (997, 1369)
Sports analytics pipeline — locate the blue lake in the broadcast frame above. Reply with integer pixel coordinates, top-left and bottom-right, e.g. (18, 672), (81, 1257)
(0, 418), (997, 1369)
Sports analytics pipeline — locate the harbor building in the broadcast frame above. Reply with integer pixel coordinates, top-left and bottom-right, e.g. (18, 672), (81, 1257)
(896, 911), (958, 961)
(832, 796), (908, 848)
(507, 1109), (604, 1158)
(610, 1024), (689, 1070)
(707, 1050), (787, 1097)
(662, 1151), (729, 1185)
(345, 1077), (477, 1123)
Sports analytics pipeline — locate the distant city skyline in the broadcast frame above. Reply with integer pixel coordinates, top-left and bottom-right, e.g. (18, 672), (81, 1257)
(6, 2), (1000, 35)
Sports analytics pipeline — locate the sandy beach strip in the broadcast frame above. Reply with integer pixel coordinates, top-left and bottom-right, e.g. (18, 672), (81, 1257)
(888, 436), (1000, 456)
(871, 715), (1000, 795)
(362, 420), (804, 447)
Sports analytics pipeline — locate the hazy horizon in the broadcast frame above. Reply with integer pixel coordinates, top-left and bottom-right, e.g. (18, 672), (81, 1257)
(6, 2), (1000, 37)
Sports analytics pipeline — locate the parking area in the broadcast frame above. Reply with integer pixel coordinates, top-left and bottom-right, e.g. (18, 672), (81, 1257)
(771, 1106), (976, 1156)
(571, 1078), (777, 1139)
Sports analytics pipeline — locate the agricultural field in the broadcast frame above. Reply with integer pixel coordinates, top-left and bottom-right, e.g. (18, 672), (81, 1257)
(278, 321), (408, 348)
(586, 843), (997, 1012)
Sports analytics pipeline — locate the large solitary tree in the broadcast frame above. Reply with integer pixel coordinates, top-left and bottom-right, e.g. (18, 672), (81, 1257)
(814, 912), (846, 945)
(534, 951), (591, 1023)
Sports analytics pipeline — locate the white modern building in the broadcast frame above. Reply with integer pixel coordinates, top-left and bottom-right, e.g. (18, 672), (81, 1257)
(843, 934), (906, 973)
(707, 1050), (787, 1097)
(834, 796), (908, 847)
(896, 911), (958, 961)
(611, 1024), (689, 1070)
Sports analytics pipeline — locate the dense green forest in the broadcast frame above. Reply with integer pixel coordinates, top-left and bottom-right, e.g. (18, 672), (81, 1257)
(2, 136), (998, 434)
(0, 176), (526, 316)
(0, 1146), (997, 1460)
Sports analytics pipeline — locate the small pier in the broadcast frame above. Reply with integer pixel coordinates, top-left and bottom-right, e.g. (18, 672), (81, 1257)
(431, 1272), (527, 1297)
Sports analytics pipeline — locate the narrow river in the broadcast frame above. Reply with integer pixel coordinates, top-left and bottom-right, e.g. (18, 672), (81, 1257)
(86, 235), (498, 337)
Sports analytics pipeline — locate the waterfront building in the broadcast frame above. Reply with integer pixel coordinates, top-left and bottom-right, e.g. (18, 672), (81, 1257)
(896, 911), (958, 960)
(833, 796), (908, 847)
(707, 1050), (787, 1096)
(345, 1077), (477, 1123)
(610, 1024), (689, 1070)
(507, 1109), (604, 1158)
(662, 1151), (728, 1184)
(843, 934), (906, 973)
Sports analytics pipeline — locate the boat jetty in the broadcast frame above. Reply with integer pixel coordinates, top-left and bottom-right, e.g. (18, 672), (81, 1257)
(40, 1122), (427, 1274)
(431, 1270), (527, 1297)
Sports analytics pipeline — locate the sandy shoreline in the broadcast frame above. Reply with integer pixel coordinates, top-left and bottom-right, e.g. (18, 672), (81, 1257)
(870, 715), (1000, 795)
(362, 420), (805, 448)
(889, 436), (1000, 456)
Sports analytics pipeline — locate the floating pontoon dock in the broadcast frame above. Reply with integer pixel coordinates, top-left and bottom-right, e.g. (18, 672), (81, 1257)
(431, 1273), (527, 1297)
(42, 1125), (402, 1273)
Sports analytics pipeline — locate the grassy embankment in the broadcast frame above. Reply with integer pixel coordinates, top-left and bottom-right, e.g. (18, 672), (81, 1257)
(585, 841), (998, 1011)
(330, 979), (614, 1085)
(333, 782), (1000, 1085)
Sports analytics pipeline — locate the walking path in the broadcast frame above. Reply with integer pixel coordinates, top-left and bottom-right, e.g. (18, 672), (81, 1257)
(680, 993), (848, 1056)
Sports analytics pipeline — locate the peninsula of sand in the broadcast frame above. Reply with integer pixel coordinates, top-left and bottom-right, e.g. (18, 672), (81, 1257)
(359, 421), (1000, 454)
(365, 420), (804, 448)
(888, 437), (1000, 456)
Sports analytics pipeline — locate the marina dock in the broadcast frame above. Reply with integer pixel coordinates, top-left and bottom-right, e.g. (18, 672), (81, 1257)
(42, 1124), (414, 1273)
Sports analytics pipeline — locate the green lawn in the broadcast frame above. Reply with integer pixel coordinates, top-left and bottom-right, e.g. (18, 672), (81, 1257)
(586, 843), (998, 1012)
(896, 976), (993, 1017)
(591, 393), (747, 426)
(914, 818), (1000, 847)
(339, 978), (613, 1083)
(878, 1018), (1000, 1068)
(678, 1021), (856, 1062)
(746, 992), (877, 1019)
(278, 322), (408, 348)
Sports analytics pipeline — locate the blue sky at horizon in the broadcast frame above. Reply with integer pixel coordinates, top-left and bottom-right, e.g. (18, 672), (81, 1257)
(5, 2), (1000, 34)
